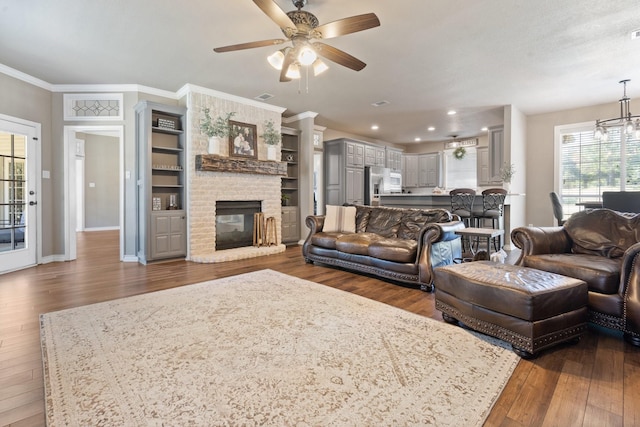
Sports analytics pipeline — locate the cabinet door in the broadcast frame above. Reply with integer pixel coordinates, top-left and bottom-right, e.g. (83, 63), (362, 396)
(477, 147), (490, 186)
(403, 155), (419, 187)
(346, 168), (364, 204)
(488, 127), (504, 183)
(281, 206), (299, 243)
(421, 153), (440, 187)
(375, 147), (386, 166)
(151, 211), (185, 259)
(364, 145), (376, 166)
(346, 141), (364, 167)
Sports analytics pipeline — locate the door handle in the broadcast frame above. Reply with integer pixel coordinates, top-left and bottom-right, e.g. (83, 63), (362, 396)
(29, 201), (37, 206)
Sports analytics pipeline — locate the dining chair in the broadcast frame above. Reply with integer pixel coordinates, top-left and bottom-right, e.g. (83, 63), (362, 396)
(549, 192), (565, 225)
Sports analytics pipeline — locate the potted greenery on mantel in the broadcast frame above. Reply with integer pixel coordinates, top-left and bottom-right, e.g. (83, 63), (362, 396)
(261, 119), (281, 161)
(200, 108), (235, 155)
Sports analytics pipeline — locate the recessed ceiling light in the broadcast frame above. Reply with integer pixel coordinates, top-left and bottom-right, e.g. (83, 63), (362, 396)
(371, 125), (379, 130)
(481, 127), (488, 131)
(447, 110), (457, 115)
(414, 137), (421, 142)
(428, 126), (435, 131)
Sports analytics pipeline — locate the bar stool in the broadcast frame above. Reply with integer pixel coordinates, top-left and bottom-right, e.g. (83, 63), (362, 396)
(449, 188), (476, 255)
(475, 188), (507, 251)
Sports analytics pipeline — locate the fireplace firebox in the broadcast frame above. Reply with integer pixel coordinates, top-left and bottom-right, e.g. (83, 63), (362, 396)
(215, 201), (262, 250)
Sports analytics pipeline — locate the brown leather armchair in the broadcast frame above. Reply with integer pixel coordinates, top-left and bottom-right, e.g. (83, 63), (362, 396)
(511, 209), (640, 345)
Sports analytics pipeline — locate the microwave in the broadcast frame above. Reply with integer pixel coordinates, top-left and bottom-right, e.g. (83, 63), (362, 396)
(389, 172), (402, 193)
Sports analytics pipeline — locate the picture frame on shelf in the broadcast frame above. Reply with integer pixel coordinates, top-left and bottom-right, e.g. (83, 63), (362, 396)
(229, 120), (257, 159)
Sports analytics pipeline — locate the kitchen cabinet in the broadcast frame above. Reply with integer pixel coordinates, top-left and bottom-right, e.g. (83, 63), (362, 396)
(385, 147), (402, 172)
(325, 138), (366, 205)
(419, 153), (440, 187)
(402, 154), (419, 188)
(477, 126), (504, 186)
(364, 144), (385, 167)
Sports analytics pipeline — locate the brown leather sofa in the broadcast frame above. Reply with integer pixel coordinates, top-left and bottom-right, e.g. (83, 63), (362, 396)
(511, 209), (640, 345)
(302, 205), (465, 291)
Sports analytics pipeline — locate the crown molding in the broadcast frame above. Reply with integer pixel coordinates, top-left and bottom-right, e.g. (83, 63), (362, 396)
(0, 63), (52, 91)
(283, 111), (319, 123)
(178, 84), (286, 114)
(0, 64), (287, 114)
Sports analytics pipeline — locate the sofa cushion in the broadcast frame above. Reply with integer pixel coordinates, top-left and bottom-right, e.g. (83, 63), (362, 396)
(564, 209), (640, 258)
(335, 233), (383, 255)
(523, 253), (622, 294)
(365, 208), (403, 238)
(368, 238), (418, 263)
(398, 209), (452, 240)
(355, 205), (373, 233)
(310, 232), (347, 250)
(323, 205), (356, 233)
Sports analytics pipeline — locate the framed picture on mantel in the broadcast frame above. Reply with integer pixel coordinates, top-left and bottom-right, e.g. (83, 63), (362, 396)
(229, 121), (257, 159)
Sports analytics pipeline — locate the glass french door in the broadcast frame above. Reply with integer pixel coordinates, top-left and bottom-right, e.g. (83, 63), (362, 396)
(0, 118), (37, 272)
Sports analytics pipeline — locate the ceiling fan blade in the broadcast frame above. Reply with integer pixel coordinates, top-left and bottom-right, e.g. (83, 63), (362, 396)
(253, 0), (296, 30)
(279, 50), (295, 82)
(314, 42), (366, 71)
(314, 13), (380, 39)
(214, 39), (286, 53)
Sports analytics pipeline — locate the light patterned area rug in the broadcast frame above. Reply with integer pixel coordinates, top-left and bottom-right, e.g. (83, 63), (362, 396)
(41, 269), (519, 426)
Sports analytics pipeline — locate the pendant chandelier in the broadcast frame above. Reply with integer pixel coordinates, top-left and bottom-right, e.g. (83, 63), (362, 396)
(594, 79), (640, 141)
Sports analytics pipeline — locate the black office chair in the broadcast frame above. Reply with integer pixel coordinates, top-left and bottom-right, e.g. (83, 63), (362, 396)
(549, 192), (565, 225)
(602, 191), (640, 213)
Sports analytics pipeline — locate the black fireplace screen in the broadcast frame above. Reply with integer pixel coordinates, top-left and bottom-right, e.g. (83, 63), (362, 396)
(215, 200), (262, 250)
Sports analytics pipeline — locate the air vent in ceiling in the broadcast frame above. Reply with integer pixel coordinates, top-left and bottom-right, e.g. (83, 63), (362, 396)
(372, 100), (390, 107)
(632, 29), (640, 39)
(255, 93), (275, 101)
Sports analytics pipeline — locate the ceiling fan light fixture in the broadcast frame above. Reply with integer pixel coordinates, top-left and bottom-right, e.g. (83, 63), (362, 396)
(267, 50), (286, 70)
(298, 46), (317, 66)
(285, 62), (301, 79)
(312, 58), (329, 76)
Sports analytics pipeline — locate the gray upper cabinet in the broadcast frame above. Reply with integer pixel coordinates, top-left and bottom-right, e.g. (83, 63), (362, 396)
(386, 147), (402, 172)
(419, 153), (441, 187)
(402, 154), (419, 188)
(364, 144), (385, 167)
(135, 101), (187, 264)
(477, 126), (504, 186)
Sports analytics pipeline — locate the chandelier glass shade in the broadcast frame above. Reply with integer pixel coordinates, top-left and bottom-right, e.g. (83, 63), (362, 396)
(594, 79), (640, 141)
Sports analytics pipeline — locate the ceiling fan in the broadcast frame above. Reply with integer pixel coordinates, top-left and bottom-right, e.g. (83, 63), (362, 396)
(213, 0), (380, 82)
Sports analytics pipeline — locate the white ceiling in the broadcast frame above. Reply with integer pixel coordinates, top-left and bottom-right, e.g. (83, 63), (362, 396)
(2, 0), (640, 144)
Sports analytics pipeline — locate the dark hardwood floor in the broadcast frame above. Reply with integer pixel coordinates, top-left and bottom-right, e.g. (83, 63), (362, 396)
(0, 231), (638, 426)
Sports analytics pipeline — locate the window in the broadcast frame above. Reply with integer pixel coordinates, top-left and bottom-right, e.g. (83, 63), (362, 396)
(556, 122), (640, 217)
(444, 147), (477, 189)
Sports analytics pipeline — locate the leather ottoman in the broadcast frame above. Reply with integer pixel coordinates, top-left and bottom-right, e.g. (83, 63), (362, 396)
(434, 261), (588, 358)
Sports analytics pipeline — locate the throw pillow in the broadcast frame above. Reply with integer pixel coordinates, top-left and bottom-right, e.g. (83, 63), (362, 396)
(323, 205), (356, 233)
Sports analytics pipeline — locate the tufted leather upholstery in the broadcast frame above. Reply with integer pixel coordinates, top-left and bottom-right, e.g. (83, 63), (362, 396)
(303, 205), (465, 291)
(511, 208), (640, 345)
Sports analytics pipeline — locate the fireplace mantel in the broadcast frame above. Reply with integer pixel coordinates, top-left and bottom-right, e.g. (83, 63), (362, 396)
(195, 155), (287, 176)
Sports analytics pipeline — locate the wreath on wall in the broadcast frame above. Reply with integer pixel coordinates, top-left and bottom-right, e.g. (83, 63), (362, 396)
(453, 147), (466, 160)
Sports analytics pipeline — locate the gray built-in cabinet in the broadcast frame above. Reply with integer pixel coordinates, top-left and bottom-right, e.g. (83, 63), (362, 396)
(135, 101), (187, 264)
(281, 127), (300, 244)
(325, 138), (366, 205)
(477, 125), (504, 186)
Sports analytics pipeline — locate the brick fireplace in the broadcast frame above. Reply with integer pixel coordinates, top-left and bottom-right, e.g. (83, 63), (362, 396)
(184, 86), (288, 263)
